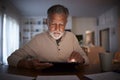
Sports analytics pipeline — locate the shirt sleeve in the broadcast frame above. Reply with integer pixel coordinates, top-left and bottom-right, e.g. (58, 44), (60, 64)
(72, 34), (89, 64)
(7, 35), (39, 67)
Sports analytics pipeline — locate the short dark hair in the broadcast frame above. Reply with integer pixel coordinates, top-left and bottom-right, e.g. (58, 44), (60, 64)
(47, 4), (69, 17)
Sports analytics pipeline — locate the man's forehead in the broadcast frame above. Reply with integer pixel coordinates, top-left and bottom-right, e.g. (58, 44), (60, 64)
(48, 13), (67, 18)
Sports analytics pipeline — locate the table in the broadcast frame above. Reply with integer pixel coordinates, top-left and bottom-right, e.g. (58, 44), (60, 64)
(0, 63), (120, 80)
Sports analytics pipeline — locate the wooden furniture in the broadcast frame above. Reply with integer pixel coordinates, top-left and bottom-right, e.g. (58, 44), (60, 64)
(87, 46), (105, 64)
(0, 65), (99, 80)
(0, 63), (120, 80)
(114, 52), (120, 63)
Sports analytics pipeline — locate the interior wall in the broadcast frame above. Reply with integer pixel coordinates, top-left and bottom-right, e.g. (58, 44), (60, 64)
(97, 6), (119, 53)
(118, 5), (120, 51)
(2, 0), (21, 23)
(72, 17), (97, 45)
(118, 16), (120, 51)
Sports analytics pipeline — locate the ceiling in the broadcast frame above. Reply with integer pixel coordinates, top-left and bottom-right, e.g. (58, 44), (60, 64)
(8, 0), (118, 17)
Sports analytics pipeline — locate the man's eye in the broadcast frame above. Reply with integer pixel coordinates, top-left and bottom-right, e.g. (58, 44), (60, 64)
(60, 24), (64, 26)
(60, 24), (65, 26)
(51, 23), (56, 26)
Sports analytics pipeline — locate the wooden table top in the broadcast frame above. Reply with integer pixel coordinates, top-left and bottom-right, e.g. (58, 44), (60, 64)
(0, 63), (120, 80)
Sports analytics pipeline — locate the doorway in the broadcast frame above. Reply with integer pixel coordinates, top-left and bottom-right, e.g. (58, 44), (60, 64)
(100, 28), (110, 52)
(85, 31), (95, 46)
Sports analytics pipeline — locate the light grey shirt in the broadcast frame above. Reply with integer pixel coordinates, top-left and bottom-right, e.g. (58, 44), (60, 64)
(7, 31), (89, 67)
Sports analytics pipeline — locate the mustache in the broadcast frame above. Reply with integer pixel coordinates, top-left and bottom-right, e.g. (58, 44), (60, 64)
(52, 31), (63, 33)
(49, 31), (64, 40)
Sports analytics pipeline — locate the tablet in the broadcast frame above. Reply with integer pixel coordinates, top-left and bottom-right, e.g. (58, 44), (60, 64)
(41, 61), (80, 65)
(52, 62), (79, 66)
(41, 62), (80, 72)
(41, 61), (80, 68)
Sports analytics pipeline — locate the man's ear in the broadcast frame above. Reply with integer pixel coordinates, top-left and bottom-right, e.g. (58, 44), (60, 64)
(43, 18), (48, 25)
(46, 18), (50, 30)
(46, 18), (49, 25)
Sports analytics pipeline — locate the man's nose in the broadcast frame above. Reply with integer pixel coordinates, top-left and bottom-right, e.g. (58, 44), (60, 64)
(55, 25), (60, 31)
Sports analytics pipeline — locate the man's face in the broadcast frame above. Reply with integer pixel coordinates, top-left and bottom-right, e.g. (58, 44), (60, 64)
(47, 13), (67, 40)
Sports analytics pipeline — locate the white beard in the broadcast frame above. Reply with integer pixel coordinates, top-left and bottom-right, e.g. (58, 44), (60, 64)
(49, 31), (64, 40)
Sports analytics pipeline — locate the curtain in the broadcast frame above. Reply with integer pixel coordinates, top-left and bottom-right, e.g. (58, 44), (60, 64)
(3, 14), (19, 64)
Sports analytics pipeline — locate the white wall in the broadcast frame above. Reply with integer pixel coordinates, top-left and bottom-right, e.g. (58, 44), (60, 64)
(72, 17), (97, 44)
(65, 16), (72, 29)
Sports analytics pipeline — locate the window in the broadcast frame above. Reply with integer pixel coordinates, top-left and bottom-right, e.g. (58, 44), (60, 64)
(2, 14), (19, 64)
(0, 11), (2, 64)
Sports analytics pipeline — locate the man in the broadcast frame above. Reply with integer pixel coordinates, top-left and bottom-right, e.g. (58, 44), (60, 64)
(7, 4), (89, 70)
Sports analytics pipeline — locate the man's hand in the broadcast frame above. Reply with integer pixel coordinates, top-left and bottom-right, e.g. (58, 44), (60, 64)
(17, 59), (53, 70)
(68, 51), (85, 64)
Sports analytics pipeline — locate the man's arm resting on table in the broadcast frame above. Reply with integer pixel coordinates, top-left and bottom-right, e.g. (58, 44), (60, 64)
(17, 59), (33, 69)
(17, 59), (53, 70)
